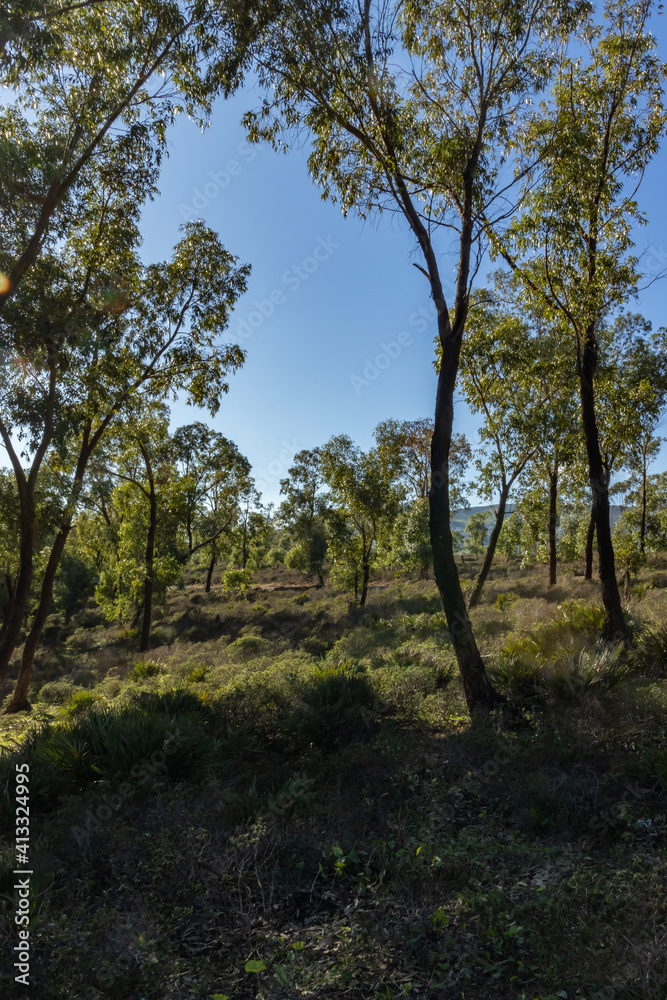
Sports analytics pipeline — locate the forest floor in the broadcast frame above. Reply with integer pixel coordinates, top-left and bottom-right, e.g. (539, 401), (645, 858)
(0, 557), (666, 1000)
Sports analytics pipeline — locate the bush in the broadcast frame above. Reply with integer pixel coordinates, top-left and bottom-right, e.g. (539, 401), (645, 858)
(495, 590), (518, 611)
(221, 568), (251, 598)
(286, 659), (376, 750)
(227, 634), (271, 662)
(629, 624), (667, 679)
(35, 680), (75, 705)
(129, 659), (164, 681)
(490, 642), (629, 706)
(0, 689), (225, 832)
(63, 690), (101, 717)
(187, 665), (209, 683)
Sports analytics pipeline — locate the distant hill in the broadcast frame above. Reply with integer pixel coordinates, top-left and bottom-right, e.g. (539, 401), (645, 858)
(451, 504), (624, 543)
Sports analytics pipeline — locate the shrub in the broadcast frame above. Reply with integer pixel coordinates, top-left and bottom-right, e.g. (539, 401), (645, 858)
(71, 669), (99, 688)
(129, 659), (164, 681)
(628, 624), (667, 679)
(0, 688), (226, 832)
(286, 659), (376, 750)
(495, 590), (518, 611)
(35, 680), (75, 705)
(490, 642), (629, 706)
(63, 690), (101, 717)
(221, 568), (251, 598)
(187, 665), (209, 683)
(552, 599), (606, 636)
(227, 634), (271, 662)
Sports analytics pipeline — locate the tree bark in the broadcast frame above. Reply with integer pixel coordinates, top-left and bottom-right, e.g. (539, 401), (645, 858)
(639, 457), (647, 556)
(584, 508), (595, 580)
(580, 325), (626, 639)
(548, 469), (558, 587)
(360, 560), (370, 608)
(0, 504), (35, 686)
(139, 448), (157, 653)
(430, 329), (505, 716)
(205, 553), (216, 593)
(4, 525), (72, 713)
(468, 484), (510, 609)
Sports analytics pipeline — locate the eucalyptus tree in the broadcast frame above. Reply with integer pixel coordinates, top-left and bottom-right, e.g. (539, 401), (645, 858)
(490, 0), (667, 638)
(321, 433), (402, 607)
(374, 418), (471, 510)
(95, 407), (184, 652)
(0, 0), (267, 309)
(456, 295), (539, 607)
(172, 422), (253, 590)
(279, 448), (329, 585)
(1, 221), (249, 712)
(246, 0), (582, 713)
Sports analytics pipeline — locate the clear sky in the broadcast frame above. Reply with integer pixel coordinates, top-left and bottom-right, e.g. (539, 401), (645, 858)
(139, 16), (667, 509)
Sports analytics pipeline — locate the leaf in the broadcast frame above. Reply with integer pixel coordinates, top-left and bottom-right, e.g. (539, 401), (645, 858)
(245, 959), (266, 973)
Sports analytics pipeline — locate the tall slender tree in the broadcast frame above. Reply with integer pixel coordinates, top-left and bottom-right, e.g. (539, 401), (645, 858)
(247, 0), (581, 712)
(490, 0), (667, 638)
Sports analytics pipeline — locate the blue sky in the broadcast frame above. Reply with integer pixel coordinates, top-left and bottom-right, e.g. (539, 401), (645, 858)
(140, 19), (667, 509)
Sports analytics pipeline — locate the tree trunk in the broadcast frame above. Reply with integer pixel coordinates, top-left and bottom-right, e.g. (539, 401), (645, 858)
(430, 332), (505, 716)
(580, 326), (626, 639)
(0, 506), (35, 687)
(584, 508), (595, 580)
(136, 441), (157, 653)
(139, 468), (157, 653)
(624, 566), (631, 602)
(468, 484), (510, 609)
(639, 463), (647, 557)
(360, 560), (370, 608)
(548, 469), (558, 587)
(205, 553), (216, 593)
(4, 526), (70, 713)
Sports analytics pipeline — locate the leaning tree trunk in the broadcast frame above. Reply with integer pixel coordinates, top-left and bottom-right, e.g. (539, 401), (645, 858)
(548, 469), (558, 587)
(580, 327), (626, 639)
(430, 317), (505, 715)
(584, 508), (595, 580)
(468, 483), (510, 609)
(205, 553), (217, 593)
(139, 468), (157, 653)
(388, 146), (502, 716)
(4, 525), (71, 713)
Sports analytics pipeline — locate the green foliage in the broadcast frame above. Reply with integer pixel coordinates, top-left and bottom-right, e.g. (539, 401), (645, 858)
(390, 498), (433, 578)
(490, 642), (629, 706)
(53, 547), (98, 623)
(129, 660), (164, 681)
(221, 568), (251, 598)
(63, 690), (101, 717)
(628, 625), (667, 679)
(464, 512), (489, 555)
(35, 680), (75, 705)
(286, 659), (376, 750)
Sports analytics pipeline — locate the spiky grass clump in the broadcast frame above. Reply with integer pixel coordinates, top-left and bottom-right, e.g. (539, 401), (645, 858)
(285, 659), (376, 751)
(0, 689), (226, 833)
(629, 624), (667, 679)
